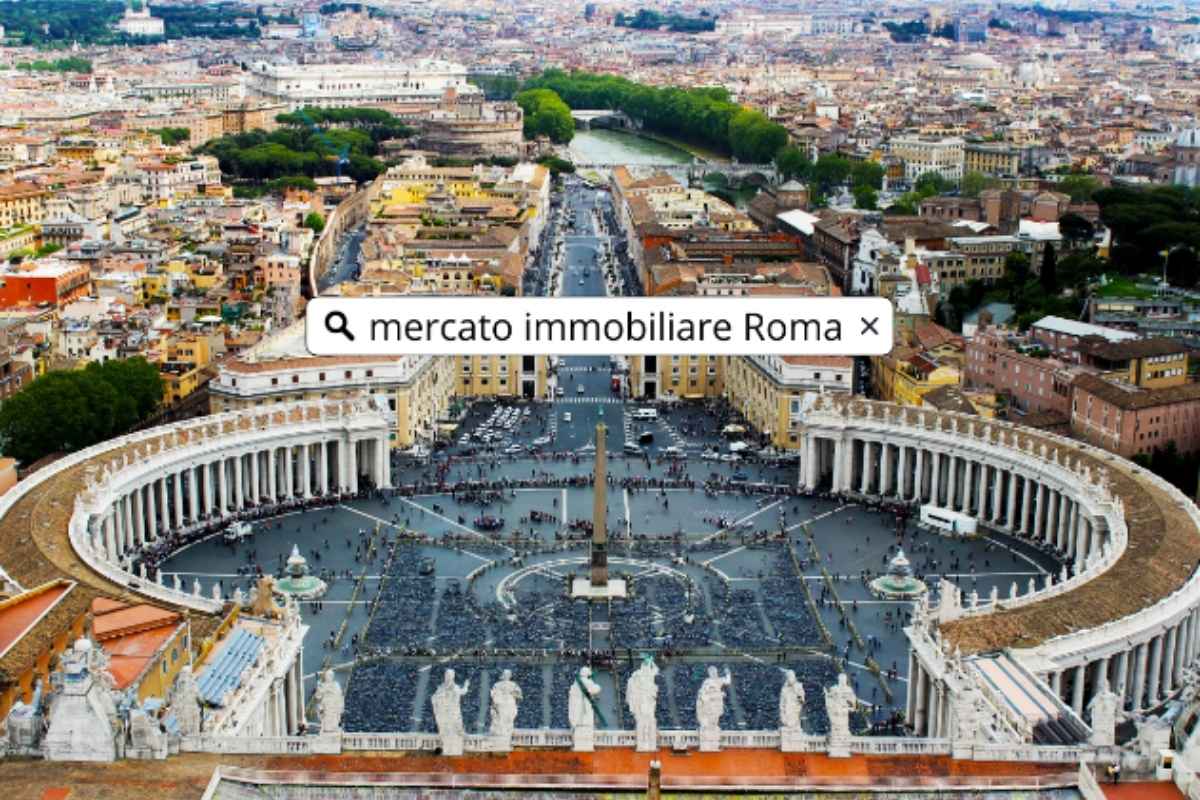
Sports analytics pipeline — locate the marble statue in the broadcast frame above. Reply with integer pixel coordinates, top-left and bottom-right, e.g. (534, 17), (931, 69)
(488, 669), (522, 745)
(568, 666), (601, 752)
(431, 669), (470, 756)
(824, 672), (858, 758)
(696, 665), (731, 752)
(626, 656), (659, 752)
(779, 670), (805, 731)
(44, 638), (120, 762)
(171, 666), (202, 737)
(779, 669), (808, 752)
(314, 670), (345, 735)
(127, 707), (168, 759)
(5, 679), (44, 754)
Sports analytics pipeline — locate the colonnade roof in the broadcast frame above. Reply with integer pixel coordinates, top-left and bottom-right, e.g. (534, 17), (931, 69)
(937, 427), (1199, 654)
(0, 408), (341, 692)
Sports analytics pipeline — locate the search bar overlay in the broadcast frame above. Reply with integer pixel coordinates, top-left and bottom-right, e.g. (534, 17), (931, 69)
(306, 296), (893, 357)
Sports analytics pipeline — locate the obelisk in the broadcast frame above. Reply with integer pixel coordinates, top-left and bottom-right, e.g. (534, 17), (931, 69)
(591, 422), (608, 588)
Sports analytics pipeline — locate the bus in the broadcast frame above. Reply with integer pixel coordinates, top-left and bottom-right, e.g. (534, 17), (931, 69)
(919, 505), (977, 537)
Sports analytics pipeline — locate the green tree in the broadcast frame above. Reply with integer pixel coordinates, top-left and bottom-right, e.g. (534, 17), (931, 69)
(1003, 251), (1031, 294)
(0, 357), (161, 464)
(913, 171), (949, 197)
(850, 160), (885, 190)
(811, 155), (852, 195)
(1167, 247), (1199, 289)
(1058, 212), (1095, 245)
(853, 185), (878, 211)
(515, 88), (575, 144)
(304, 212), (325, 233)
(1058, 173), (1102, 202)
(774, 145), (811, 182)
(1040, 242), (1058, 293)
(151, 127), (191, 146)
(961, 170), (999, 198)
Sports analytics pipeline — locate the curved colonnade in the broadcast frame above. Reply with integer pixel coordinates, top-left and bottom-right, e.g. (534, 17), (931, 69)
(794, 395), (1200, 736)
(2, 394), (1199, 749)
(47, 400), (391, 613)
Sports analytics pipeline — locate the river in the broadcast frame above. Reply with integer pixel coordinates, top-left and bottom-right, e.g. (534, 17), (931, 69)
(567, 128), (694, 166)
(567, 128), (759, 209)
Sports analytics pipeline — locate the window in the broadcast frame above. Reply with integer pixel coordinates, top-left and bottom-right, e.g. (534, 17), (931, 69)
(345, 370), (352, 379)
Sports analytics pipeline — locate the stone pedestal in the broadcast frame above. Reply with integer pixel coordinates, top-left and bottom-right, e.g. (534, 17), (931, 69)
(780, 729), (807, 752)
(573, 725), (595, 752)
(636, 726), (656, 753)
(827, 733), (851, 758)
(490, 733), (513, 753)
(699, 729), (720, 752)
(440, 733), (464, 756)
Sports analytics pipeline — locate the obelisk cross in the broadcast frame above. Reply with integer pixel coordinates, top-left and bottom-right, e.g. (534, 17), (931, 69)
(591, 422), (608, 589)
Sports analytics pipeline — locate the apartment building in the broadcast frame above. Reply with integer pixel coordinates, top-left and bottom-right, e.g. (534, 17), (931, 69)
(890, 135), (965, 184)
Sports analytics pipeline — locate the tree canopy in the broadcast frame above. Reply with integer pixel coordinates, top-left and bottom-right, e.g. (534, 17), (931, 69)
(1093, 184), (1200, 280)
(515, 88), (576, 144)
(614, 9), (716, 32)
(0, 358), (163, 465)
(521, 70), (790, 163)
(200, 107), (413, 185)
(151, 127), (191, 146)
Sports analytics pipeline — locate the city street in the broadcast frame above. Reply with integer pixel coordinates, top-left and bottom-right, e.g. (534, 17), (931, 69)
(318, 223), (366, 291)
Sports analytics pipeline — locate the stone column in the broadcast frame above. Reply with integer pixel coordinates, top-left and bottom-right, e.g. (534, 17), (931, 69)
(158, 477), (170, 533)
(300, 443), (312, 499)
(913, 448), (925, 501)
(960, 461), (972, 513)
(1072, 663), (1087, 716)
(1115, 648), (1130, 704)
(170, 472), (183, 530)
(282, 446), (293, 498)
(859, 440), (871, 494)
(186, 467), (197, 522)
(250, 450), (260, 504)
(267, 448), (277, 502)
(204, 463), (215, 517)
(988, 466), (1000, 523)
(103, 511), (117, 561)
(1059, 495), (1071, 550)
(929, 451), (941, 505)
(318, 441), (329, 495)
(348, 439), (359, 494)
(147, 480), (159, 540)
(929, 681), (942, 737)
(1042, 489), (1056, 545)
(1133, 642), (1149, 711)
(377, 434), (391, 489)
(1004, 472), (1017, 531)
(234, 453), (244, 509)
(1074, 515), (1089, 566)
(1050, 671), (1063, 699)
(1165, 626), (1179, 695)
(1032, 482), (1044, 540)
(122, 494), (135, 551)
(946, 456), (959, 511)
(1148, 635), (1164, 706)
(879, 443), (891, 497)
(907, 653), (920, 729)
(1018, 479), (1033, 534)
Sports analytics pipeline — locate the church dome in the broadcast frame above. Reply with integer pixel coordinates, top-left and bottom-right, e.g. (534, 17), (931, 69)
(954, 52), (1001, 70)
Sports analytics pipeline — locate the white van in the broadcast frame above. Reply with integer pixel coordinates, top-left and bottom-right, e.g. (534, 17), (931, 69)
(632, 408), (658, 421)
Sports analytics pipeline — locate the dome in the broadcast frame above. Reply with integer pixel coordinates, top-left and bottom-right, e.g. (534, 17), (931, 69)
(1177, 128), (1200, 148)
(954, 52), (1001, 70)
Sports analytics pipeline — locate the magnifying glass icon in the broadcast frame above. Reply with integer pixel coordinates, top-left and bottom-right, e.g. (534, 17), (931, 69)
(325, 310), (355, 342)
